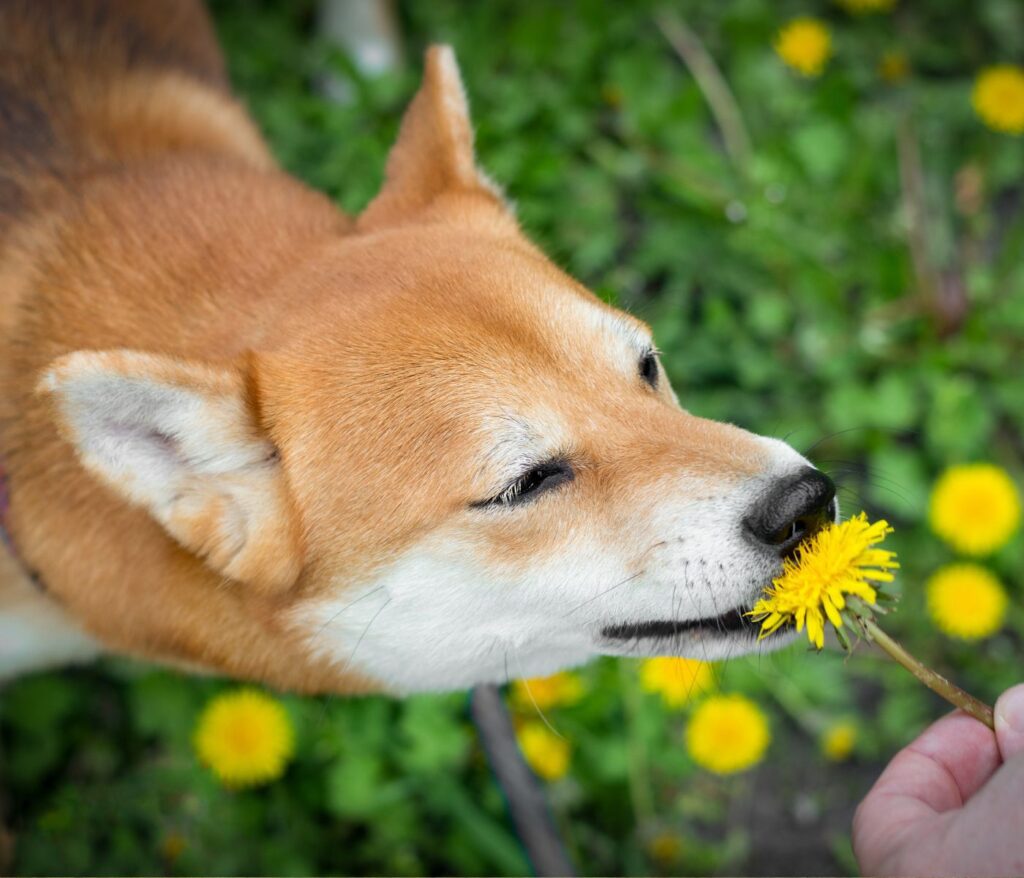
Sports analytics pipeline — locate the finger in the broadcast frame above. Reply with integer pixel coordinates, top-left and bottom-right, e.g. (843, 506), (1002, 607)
(936, 753), (1024, 878)
(876, 710), (1000, 808)
(995, 683), (1024, 761)
(853, 711), (1000, 874)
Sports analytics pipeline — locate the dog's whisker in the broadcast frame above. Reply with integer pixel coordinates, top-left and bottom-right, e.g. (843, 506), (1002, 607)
(562, 570), (644, 618)
(510, 645), (566, 740)
(338, 597), (392, 676)
(310, 585), (387, 645)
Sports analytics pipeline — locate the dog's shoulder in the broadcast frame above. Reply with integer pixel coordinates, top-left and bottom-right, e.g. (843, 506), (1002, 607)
(0, 0), (272, 231)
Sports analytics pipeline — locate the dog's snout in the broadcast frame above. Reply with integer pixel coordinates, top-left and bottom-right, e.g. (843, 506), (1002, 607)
(745, 467), (837, 552)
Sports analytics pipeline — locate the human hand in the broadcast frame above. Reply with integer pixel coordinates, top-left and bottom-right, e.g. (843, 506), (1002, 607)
(853, 684), (1024, 877)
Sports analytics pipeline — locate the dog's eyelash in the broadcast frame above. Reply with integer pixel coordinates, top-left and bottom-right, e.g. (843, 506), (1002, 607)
(639, 348), (660, 389)
(480, 459), (574, 508)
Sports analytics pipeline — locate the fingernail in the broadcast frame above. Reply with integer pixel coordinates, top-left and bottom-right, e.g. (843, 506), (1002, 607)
(995, 683), (1024, 761)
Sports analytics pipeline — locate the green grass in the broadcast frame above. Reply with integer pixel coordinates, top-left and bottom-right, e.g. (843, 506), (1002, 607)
(2, 0), (1023, 874)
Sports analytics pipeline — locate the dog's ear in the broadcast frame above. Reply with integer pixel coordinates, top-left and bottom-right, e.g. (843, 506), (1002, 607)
(359, 44), (506, 229)
(38, 350), (303, 593)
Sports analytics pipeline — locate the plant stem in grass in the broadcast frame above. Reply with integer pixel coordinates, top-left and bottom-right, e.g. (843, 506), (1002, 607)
(618, 662), (656, 827)
(764, 671), (828, 738)
(862, 618), (994, 730)
(655, 11), (753, 171)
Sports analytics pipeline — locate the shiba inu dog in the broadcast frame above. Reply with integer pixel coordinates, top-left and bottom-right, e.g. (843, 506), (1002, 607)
(0, 0), (837, 694)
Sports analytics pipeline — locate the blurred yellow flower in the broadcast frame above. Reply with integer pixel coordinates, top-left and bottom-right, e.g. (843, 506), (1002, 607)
(160, 832), (187, 865)
(929, 463), (1021, 555)
(836, 0), (896, 13)
(511, 671), (583, 711)
(194, 689), (294, 787)
(972, 65), (1024, 135)
(926, 563), (1008, 641)
(879, 51), (910, 83)
(647, 832), (683, 865)
(517, 722), (571, 781)
(639, 657), (715, 708)
(749, 514), (899, 649)
(821, 720), (858, 761)
(685, 694), (770, 775)
(601, 84), (624, 108)
(775, 18), (832, 78)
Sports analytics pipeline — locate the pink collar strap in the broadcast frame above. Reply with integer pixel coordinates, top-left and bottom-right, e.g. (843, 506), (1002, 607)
(0, 458), (12, 554)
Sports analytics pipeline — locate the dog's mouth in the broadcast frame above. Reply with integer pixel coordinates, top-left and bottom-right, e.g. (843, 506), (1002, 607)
(601, 604), (756, 642)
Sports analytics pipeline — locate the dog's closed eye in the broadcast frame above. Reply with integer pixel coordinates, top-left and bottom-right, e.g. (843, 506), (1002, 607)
(475, 458), (574, 509)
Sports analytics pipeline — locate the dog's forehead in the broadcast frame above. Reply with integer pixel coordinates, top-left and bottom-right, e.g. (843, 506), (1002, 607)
(408, 243), (651, 362)
(398, 282), (653, 411)
(302, 229), (653, 371)
(549, 293), (652, 356)
(269, 229), (659, 467)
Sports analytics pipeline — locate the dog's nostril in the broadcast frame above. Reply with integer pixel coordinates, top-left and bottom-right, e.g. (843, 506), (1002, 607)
(746, 468), (837, 553)
(766, 515), (818, 547)
(766, 521), (798, 546)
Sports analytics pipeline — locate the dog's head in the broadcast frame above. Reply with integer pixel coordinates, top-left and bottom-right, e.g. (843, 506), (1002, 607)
(41, 48), (835, 692)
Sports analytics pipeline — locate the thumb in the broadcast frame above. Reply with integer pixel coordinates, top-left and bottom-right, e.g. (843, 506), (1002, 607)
(994, 683), (1024, 761)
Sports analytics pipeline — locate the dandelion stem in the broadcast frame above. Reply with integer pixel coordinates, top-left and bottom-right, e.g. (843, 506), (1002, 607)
(862, 618), (994, 729)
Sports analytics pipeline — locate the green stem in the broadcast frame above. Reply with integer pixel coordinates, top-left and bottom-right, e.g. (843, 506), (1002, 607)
(1008, 602), (1024, 632)
(764, 672), (827, 737)
(618, 662), (656, 826)
(862, 618), (994, 729)
(654, 11), (753, 171)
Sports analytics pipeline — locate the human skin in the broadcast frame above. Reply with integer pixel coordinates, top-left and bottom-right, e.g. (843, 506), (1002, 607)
(853, 683), (1024, 877)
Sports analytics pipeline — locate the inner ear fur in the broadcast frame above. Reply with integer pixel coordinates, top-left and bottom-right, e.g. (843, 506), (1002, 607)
(38, 349), (303, 593)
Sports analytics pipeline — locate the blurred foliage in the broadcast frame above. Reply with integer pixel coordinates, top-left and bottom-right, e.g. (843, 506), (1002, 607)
(3, 0), (1023, 874)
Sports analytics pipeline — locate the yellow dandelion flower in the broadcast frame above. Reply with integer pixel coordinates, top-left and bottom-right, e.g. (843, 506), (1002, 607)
(930, 463), (1021, 555)
(745, 514), (997, 729)
(511, 671), (583, 711)
(821, 720), (858, 761)
(926, 563), (1008, 641)
(517, 722), (571, 781)
(749, 513), (899, 649)
(194, 689), (294, 788)
(639, 657), (716, 708)
(879, 51), (909, 83)
(972, 65), (1024, 135)
(686, 694), (770, 775)
(775, 18), (832, 78)
(836, 0), (896, 13)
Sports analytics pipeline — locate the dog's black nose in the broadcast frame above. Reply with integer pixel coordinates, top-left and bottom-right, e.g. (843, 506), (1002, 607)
(745, 467), (837, 552)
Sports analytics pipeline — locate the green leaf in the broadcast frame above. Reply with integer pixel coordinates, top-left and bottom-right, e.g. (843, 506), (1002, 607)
(791, 121), (850, 184)
(422, 775), (531, 875)
(324, 753), (387, 818)
(867, 445), (931, 521)
(396, 695), (471, 774)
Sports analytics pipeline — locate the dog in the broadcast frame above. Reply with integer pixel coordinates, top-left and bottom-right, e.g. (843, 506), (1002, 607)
(0, 0), (837, 695)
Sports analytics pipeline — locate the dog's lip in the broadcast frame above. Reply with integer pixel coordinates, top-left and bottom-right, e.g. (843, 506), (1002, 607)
(601, 604), (755, 641)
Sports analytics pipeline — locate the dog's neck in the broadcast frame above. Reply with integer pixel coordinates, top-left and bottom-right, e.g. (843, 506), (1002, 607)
(0, 160), (375, 694)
